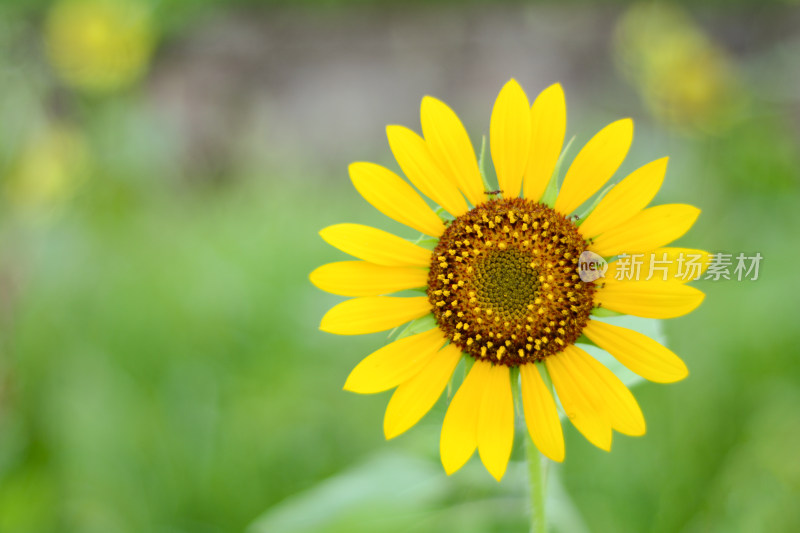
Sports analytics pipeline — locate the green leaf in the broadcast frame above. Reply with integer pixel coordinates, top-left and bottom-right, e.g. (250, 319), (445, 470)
(245, 453), (448, 533)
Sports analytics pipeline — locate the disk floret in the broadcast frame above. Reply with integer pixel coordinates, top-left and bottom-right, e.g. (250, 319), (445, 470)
(427, 198), (595, 366)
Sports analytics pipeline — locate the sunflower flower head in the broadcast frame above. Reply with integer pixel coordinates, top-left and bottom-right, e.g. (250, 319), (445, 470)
(312, 80), (707, 481)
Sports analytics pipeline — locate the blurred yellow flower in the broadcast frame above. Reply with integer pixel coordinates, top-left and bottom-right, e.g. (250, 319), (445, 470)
(5, 126), (90, 211)
(312, 80), (707, 481)
(615, 3), (746, 133)
(45, 0), (155, 93)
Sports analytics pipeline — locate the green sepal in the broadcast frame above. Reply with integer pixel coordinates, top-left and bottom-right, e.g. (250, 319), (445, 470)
(478, 134), (491, 192)
(414, 237), (439, 250)
(434, 206), (455, 223)
(574, 334), (598, 347)
(540, 135), (576, 207)
(390, 313), (437, 341)
(405, 287), (428, 294)
(446, 351), (472, 402)
(590, 306), (625, 318)
(574, 183), (614, 226)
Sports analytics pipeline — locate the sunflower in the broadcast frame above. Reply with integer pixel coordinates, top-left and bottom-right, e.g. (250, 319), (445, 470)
(311, 79), (707, 481)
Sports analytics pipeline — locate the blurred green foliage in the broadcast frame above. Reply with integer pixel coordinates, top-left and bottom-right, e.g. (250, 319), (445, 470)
(0, 1), (798, 532)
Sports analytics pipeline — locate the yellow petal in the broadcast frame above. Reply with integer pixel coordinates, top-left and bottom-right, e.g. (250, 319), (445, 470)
(440, 360), (491, 475)
(554, 118), (634, 215)
(490, 79), (531, 199)
(524, 83), (566, 203)
(421, 96), (485, 207)
(589, 204), (701, 258)
(546, 347), (612, 451)
(604, 248), (713, 283)
(349, 162), (446, 237)
(383, 343), (462, 439)
(520, 364), (565, 462)
(579, 157), (668, 238)
(319, 223), (431, 267)
(583, 320), (689, 383)
(595, 280), (705, 319)
(559, 345), (646, 437)
(320, 296), (431, 335)
(344, 328), (447, 393)
(310, 261), (429, 297)
(477, 364), (514, 481)
(386, 125), (469, 217)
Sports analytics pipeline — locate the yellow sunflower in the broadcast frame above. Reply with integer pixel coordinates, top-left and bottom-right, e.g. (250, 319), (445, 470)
(311, 79), (707, 481)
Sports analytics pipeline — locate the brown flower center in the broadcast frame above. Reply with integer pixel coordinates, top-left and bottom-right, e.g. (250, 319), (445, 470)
(427, 198), (595, 366)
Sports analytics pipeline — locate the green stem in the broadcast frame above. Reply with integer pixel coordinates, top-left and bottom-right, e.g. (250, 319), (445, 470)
(526, 432), (548, 533)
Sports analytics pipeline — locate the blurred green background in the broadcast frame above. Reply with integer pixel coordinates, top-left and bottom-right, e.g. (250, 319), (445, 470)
(0, 0), (798, 531)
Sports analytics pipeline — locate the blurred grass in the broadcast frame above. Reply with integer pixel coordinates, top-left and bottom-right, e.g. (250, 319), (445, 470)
(0, 178), (390, 531)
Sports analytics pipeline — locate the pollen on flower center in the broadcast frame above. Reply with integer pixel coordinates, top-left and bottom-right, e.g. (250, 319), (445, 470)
(427, 198), (595, 366)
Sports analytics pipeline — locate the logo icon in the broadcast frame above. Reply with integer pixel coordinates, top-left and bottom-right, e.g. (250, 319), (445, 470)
(578, 251), (607, 282)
